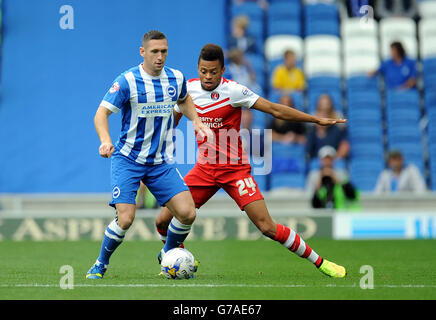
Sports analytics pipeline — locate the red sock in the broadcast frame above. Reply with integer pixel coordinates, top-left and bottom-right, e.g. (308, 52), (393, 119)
(274, 224), (323, 268)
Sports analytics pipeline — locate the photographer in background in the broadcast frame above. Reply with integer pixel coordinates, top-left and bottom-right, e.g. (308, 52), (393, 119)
(309, 146), (360, 210)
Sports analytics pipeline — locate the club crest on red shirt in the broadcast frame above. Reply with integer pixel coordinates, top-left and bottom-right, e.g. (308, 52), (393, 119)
(211, 92), (220, 100)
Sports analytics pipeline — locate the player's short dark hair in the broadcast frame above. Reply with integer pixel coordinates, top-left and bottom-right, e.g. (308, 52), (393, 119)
(142, 30), (167, 46)
(390, 41), (406, 59)
(198, 44), (225, 68)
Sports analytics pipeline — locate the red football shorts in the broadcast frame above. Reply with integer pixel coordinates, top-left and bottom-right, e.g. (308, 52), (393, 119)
(183, 164), (264, 210)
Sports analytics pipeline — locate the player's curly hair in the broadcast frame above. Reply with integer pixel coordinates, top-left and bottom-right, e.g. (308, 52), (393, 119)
(198, 44), (224, 68)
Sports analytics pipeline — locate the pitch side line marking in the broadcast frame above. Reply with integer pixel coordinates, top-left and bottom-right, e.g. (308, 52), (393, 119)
(2, 284), (436, 288)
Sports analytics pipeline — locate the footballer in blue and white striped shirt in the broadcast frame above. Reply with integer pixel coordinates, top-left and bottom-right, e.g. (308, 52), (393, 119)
(86, 30), (212, 279)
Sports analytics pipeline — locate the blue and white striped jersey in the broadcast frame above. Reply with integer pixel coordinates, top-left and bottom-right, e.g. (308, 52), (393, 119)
(101, 64), (187, 165)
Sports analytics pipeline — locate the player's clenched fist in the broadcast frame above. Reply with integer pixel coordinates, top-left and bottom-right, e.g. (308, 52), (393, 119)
(99, 142), (114, 158)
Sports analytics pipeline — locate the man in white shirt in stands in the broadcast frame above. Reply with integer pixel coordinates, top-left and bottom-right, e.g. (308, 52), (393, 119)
(374, 150), (427, 194)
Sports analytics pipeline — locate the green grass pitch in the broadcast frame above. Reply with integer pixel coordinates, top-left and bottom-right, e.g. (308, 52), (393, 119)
(1, 239), (435, 300)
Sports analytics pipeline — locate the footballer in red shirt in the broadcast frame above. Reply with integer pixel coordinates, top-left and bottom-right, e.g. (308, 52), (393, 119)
(156, 44), (347, 278)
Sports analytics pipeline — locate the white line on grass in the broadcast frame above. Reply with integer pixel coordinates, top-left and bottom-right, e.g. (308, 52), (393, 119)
(1, 283), (436, 288)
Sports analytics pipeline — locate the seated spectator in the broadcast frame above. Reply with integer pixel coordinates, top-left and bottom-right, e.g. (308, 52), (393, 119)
(226, 48), (263, 95)
(228, 15), (258, 54)
(310, 146), (360, 210)
(368, 41), (417, 91)
(374, 150), (427, 194)
(306, 146), (349, 195)
(306, 94), (350, 160)
(271, 50), (305, 93)
(268, 95), (306, 145)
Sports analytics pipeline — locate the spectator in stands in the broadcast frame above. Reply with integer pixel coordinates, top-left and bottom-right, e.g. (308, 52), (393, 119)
(309, 146), (360, 210)
(374, 150), (427, 194)
(228, 15), (258, 54)
(226, 48), (263, 95)
(268, 95), (306, 145)
(306, 146), (349, 195)
(346, 0), (373, 17)
(306, 94), (350, 160)
(271, 50), (305, 93)
(368, 41), (417, 91)
(375, 0), (417, 19)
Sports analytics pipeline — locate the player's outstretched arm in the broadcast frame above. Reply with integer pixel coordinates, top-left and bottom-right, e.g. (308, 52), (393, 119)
(94, 105), (115, 158)
(177, 94), (213, 140)
(252, 97), (347, 126)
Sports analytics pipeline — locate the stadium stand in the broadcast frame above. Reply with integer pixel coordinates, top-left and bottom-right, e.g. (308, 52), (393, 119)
(225, 0), (435, 193)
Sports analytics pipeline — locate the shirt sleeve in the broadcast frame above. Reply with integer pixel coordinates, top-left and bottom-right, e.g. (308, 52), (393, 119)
(178, 75), (188, 102)
(100, 74), (130, 113)
(408, 59), (418, 78)
(230, 81), (260, 108)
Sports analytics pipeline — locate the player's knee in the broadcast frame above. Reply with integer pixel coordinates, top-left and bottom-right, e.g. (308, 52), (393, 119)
(258, 221), (276, 239)
(116, 208), (136, 230)
(176, 206), (196, 225)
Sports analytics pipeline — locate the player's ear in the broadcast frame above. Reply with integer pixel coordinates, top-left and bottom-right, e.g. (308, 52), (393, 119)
(139, 46), (145, 58)
(221, 65), (225, 75)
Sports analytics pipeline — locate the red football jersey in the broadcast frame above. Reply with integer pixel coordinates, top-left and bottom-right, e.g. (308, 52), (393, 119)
(176, 78), (260, 167)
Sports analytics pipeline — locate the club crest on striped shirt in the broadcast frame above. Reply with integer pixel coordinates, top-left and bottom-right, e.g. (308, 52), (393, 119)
(167, 85), (176, 98)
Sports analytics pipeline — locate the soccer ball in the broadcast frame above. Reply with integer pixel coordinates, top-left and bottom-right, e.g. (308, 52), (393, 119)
(160, 248), (197, 280)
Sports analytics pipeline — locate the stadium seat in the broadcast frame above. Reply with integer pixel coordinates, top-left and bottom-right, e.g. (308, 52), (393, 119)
(304, 3), (339, 20)
(348, 124), (383, 143)
(344, 55), (380, 78)
(350, 142), (384, 160)
(387, 125), (422, 144)
(264, 35), (303, 61)
(418, 0), (436, 19)
(307, 76), (341, 91)
(305, 35), (341, 58)
(231, 2), (264, 21)
(343, 36), (379, 59)
(419, 20), (436, 60)
(270, 172), (306, 190)
(304, 55), (341, 78)
(305, 19), (340, 37)
(386, 90), (420, 107)
(268, 1), (301, 20)
(267, 19), (301, 37)
(349, 159), (384, 192)
(341, 17), (378, 40)
(345, 76), (379, 91)
(347, 107), (382, 122)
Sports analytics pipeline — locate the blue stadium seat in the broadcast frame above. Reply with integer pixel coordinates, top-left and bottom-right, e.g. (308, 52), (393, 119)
(268, 1), (301, 19)
(308, 76), (341, 91)
(231, 2), (264, 20)
(423, 58), (436, 90)
(347, 90), (382, 111)
(270, 172), (306, 190)
(350, 142), (384, 160)
(251, 108), (267, 130)
(386, 108), (421, 124)
(425, 90), (436, 111)
(305, 19), (339, 36)
(347, 107), (382, 122)
(267, 19), (301, 37)
(348, 125), (383, 143)
(386, 90), (420, 107)
(349, 159), (384, 191)
(345, 76), (379, 91)
(271, 142), (306, 174)
(387, 125), (422, 144)
(304, 3), (339, 19)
